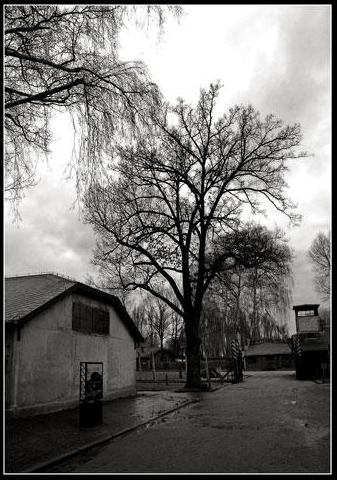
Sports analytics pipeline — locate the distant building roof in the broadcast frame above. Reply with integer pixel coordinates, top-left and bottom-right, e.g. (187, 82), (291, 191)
(5, 273), (143, 342)
(245, 342), (292, 357)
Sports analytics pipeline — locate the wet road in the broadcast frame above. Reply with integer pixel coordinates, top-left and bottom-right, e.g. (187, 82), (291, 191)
(48, 371), (330, 474)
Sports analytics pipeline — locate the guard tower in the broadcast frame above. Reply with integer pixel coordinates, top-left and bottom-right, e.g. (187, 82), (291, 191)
(291, 304), (329, 381)
(293, 304), (320, 334)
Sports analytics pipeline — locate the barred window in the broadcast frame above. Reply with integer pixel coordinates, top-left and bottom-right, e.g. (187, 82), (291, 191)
(297, 310), (315, 317)
(72, 302), (109, 335)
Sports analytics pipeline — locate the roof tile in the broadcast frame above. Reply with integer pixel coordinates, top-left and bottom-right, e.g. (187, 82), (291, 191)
(5, 274), (76, 322)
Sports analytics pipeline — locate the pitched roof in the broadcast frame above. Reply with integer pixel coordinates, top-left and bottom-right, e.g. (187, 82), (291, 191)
(245, 342), (292, 357)
(293, 304), (320, 311)
(5, 273), (143, 342)
(5, 274), (75, 322)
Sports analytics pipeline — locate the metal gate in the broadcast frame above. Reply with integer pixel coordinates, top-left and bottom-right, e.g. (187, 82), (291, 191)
(79, 362), (103, 427)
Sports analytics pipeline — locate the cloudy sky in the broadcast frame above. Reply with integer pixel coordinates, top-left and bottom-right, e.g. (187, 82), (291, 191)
(5, 5), (331, 329)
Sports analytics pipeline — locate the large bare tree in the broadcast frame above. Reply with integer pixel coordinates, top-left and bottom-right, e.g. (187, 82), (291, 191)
(308, 231), (331, 300)
(5, 4), (181, 203)
(84, 83), (306, 388)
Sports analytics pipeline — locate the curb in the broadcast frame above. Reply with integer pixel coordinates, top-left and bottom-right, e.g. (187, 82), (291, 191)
(23, 398), (199, 473)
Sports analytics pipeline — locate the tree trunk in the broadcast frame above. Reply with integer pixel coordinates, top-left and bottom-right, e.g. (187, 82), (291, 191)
(204, 348), (211, 390)
(184, 314), (202, 388)
(236, 273), (241, 332)
(160, 336), (164, 361)
(252, 271), (258, 342)
(222, 288), (228, 358)
(137, 350), (142, 381)
(151, 351), (156, 382)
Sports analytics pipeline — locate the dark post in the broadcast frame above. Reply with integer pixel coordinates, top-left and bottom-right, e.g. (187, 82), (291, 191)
(79, 362), (103, 428)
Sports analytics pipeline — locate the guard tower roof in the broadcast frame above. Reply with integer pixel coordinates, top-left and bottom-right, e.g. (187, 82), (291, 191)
(292, 304), (320, 311)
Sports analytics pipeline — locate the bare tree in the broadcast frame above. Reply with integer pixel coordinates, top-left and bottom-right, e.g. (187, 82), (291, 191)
(146, 295), (172, 356)
(135, 297), (157, 347)
(318, 306), (330, 329)
(131, 292), (172, 350)
(168, 310), (184, 356)
(308, 232), (331, 300)
(5, 5), (181, 205)
(200, 294), (226, 359)
(84, 82), (306, 388)
(204, 224), (292, 351)
(131, 302), (148, 339)
(237, 227), (292, 341)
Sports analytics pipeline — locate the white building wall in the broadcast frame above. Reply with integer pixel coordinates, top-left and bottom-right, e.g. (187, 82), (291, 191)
(9, 292), (137, 417)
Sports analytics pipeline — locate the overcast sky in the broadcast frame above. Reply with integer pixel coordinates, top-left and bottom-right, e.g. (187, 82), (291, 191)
(5, 5), (331, 330)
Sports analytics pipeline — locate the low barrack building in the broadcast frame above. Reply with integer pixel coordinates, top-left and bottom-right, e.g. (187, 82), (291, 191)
(244, 341), (294, 371)
(5, 273), (143, 418)
(136, 346), (177, 370)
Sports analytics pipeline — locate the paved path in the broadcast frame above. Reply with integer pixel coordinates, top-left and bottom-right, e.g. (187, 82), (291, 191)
(5, 390), (194, 473)
(47, 371), (331, 474)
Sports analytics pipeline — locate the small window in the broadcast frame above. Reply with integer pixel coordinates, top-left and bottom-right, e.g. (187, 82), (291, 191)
(72, 302), (109, 335)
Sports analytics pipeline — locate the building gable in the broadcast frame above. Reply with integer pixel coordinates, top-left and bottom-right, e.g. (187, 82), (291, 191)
(5, 274), (143, 343)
